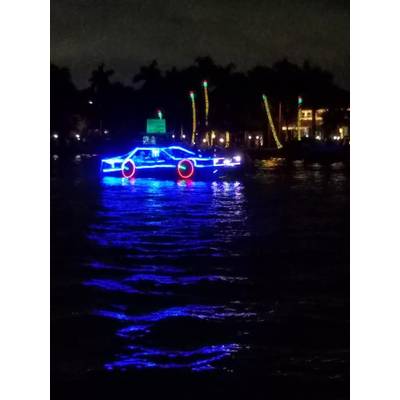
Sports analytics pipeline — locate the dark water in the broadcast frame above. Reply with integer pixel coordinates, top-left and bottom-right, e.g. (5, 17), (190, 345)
(52, 157), (349, 399)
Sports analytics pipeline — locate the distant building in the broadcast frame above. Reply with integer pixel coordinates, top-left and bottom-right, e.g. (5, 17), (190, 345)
(282, 108), (327, 138)
(282, 108), (350, 140)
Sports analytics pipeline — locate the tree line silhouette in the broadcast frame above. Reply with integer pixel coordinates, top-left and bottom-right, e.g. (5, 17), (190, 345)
(51, 56), (349, 147)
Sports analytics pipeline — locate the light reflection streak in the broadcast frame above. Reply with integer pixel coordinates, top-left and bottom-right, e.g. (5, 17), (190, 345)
(104, 344), (241, 371)
(83, 270), (247, 294)
(95, 304), (257, 324)
(94, 304), (255, 371)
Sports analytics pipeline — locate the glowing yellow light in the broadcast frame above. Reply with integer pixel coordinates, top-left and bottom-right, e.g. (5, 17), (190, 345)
(204, 132), (210, 146)
(262, 95), (283, 149)
(189, 91), (196, 144)
(225, 131), (230, 147)
(297, 96), (302, 141)
(203, 80), (209, 127)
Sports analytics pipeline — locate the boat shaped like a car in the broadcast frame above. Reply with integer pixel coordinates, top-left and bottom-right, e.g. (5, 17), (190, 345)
(101, 145), (241, 179)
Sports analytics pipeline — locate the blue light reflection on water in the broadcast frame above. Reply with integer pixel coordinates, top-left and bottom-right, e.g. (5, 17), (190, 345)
(87, 178), (249, 257)
(104, 344), (242, 371)
(85, 177), (253, 372)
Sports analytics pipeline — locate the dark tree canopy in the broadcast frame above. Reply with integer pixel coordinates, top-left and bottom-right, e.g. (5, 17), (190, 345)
(51, 57), (349, 143)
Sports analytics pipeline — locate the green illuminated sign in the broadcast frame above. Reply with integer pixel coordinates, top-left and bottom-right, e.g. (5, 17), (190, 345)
(146, 118), (166, 134)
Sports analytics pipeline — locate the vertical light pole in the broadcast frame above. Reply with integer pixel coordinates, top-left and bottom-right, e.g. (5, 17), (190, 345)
(278, 101), (282, 141)
(203, 80), (209, 127)
(262, 95), (283, 149)
(189, 91), (196, 145)
(297, 95), (303, 141)
(211, 130), (216, 146)
(225, 131), (230, 148)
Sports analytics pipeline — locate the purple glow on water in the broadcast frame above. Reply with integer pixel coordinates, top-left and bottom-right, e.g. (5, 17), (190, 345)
(104, 344), (241, 371)
(95, 304), (257, 324)
(83, 279), (140, 293)
(94, 304), (257, 370)
(124, 273), (247, 285)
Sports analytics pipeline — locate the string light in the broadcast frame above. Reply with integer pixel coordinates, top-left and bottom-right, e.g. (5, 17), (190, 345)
(297, 96), (302, 141)
(203, 80), (209, 127)
(262, 95), (283, 149)
(225, 131), (230, 148)
(211, 130), (216, 146)
(189, 91), (196, 145)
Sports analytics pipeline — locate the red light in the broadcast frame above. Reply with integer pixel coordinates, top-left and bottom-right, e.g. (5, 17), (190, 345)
(177, 159), (194, 179)
(121, 159), (136, 179)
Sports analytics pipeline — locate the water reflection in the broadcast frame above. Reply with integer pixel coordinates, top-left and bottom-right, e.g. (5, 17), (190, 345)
(104, 344), (242, 371)
(85, 178), (252, 371)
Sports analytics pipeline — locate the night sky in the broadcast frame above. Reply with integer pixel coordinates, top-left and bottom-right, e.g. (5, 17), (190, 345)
(51, 0), (349, 89)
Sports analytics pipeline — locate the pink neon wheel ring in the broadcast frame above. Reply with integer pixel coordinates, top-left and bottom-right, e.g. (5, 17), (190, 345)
(121, 159), (136, 178)
(177, 159), (194, 179)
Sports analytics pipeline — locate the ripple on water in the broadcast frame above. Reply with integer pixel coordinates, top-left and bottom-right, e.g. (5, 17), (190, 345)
(84, 179), (253, 371)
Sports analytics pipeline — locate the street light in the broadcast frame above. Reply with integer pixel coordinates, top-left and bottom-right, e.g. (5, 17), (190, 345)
(88, 100), (93, 105)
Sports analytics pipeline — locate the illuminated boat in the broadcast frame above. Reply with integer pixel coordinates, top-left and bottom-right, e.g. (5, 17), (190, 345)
(101, 145), (241, 179)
